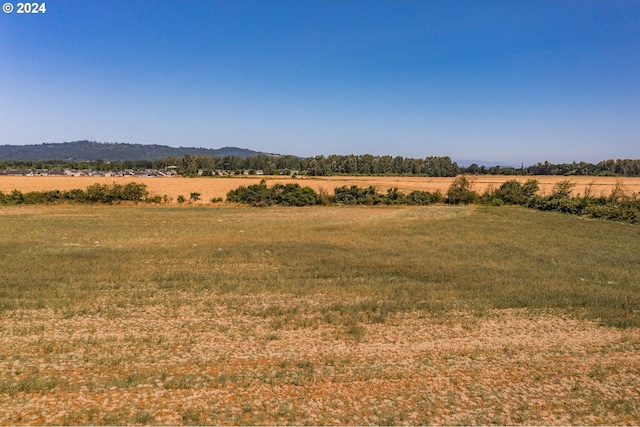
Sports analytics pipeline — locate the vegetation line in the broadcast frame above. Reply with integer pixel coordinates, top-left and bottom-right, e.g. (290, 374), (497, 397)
(3, 152), (640, 177)
(2, 177), (639, 224)
(227, 177), (640, 224)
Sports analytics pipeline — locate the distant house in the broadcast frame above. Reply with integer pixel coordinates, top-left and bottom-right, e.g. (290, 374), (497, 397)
(7, 169), (30, 176)
(255, 170), (264, 175)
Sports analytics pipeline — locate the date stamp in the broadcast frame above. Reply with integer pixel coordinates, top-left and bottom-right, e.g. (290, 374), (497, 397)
(3, 2), (47, 13)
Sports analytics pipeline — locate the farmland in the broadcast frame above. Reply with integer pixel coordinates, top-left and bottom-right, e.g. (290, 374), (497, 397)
(1, 180), (640, 425)
(1, 175), (640, 204)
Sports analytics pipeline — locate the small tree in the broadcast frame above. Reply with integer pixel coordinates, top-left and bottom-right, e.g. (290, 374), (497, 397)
(551, 180), (576, 199)
(492, 179), (539, 205)
(446, 176), (478, 204)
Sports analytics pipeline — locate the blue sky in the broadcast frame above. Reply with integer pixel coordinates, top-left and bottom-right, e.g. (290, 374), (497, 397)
(1, 0), (639, 164)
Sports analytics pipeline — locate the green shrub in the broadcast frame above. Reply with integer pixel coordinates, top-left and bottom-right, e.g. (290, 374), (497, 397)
(551, 180), (576, 199)
(333, 185), (383, 205)
(405, 190), (441, 205)
(446, 176), (478, 204)
(491, 179), (539, 205)
(272, 183), (319, 206)
(226, 182), (274, 206)
(385, 187), (406, 205)
(227, 182), (319, 206)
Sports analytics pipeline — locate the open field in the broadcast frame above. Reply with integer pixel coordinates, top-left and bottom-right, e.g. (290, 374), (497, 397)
(1, 204), (639, 425)
(2, 175), (640, 204)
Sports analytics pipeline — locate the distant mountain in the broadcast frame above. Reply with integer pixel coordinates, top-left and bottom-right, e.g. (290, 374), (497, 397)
(455, 159), (520, 168)
(0, 141), (275, 162)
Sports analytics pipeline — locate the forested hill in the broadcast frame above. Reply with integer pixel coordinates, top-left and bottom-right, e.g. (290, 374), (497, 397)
(0, 141), (271, 161)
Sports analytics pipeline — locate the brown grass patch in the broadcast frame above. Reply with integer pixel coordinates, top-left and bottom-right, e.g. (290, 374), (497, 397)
(1, 305), (638, 425)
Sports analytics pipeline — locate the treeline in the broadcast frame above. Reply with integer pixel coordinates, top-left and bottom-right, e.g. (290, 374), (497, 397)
(3, 155), (640, 177)
(0, 182), (161, 205)
(0, 154), (459, 177)
(227, 179), (640, 224)
(461, 159), (640, 176)
(172, 155), (640, 177)
(131, 154), (460, 177)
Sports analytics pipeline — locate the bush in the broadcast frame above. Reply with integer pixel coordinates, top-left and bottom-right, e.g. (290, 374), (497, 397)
(120, 182), (149, 201)
(0, 182), (153, 205)
(226, 182), (319, 206)
(551, 180), (576, 199)
(446, 176), (478, 204)
(491, 179), (539, 205)
(226, 182), (274, 206)
(405, 190), (441, 205)
(272, 183), (319, 206)
(333, 185), (383, 205)
(385, 188), (406, 205)
(83, 182), (149, 204)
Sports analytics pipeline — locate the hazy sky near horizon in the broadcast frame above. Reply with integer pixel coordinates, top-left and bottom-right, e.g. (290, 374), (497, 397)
(1, 0), (639, 164)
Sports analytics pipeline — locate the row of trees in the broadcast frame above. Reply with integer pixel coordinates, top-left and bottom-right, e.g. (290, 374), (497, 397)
(0, 154), (451, 177)
(157, 154), (460, 177)
(460, 159), (640, 176)
(3, 156), (640, 177)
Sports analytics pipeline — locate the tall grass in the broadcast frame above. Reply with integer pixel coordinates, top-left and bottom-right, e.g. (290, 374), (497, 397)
(0, 204), (638, 327)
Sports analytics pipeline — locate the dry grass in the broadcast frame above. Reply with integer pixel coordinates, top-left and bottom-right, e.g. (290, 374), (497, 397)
(1, 305), (638, 425)
(0, 204), (639, 425)
(2, 175), (639, 204)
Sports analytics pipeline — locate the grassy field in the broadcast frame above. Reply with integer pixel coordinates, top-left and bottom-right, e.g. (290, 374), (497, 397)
(2, 174), (640, 204)
(1, 204), (639, 425)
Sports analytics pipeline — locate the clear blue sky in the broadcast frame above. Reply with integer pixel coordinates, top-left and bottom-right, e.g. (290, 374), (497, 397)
(1, 0), (639, 164)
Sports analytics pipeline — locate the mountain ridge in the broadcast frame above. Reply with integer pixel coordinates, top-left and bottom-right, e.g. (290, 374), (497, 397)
(0, 141), (276, 162)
